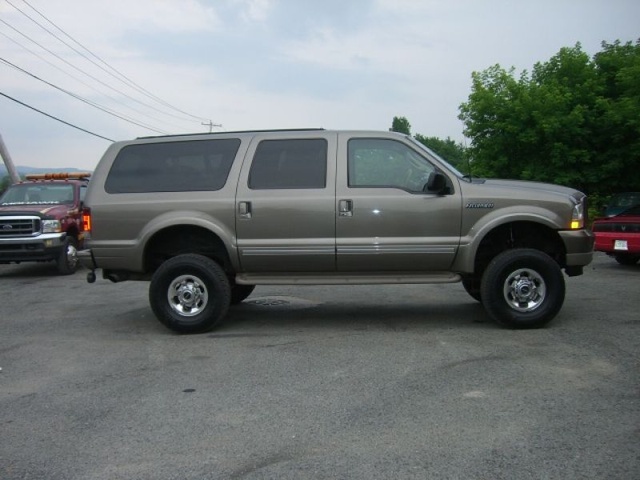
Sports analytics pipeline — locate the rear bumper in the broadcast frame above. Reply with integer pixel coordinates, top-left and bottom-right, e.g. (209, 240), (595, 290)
(594, 232), (640, 254)
(78, 248), (97, 270)
(0, 233), (66, 263)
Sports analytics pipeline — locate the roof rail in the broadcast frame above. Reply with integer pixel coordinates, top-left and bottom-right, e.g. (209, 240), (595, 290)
(135, 128), (326, 140)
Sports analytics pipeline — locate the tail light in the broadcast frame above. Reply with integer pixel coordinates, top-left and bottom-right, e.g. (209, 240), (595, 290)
(82, 207), (92, 232)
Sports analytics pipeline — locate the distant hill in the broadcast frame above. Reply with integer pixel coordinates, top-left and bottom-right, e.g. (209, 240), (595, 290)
(0, 165), (90, 177)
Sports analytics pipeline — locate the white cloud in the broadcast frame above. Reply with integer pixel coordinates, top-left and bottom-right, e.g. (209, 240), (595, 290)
(240, 0), (273, 23)
(1, 0), (639, 169)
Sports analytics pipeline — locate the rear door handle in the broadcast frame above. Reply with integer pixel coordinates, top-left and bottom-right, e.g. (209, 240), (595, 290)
(339, 199), (353, 217)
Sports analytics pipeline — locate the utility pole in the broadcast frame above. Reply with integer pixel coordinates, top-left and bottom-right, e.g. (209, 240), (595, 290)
(0, 132), (20, 184)
(201, 120), (222, 133)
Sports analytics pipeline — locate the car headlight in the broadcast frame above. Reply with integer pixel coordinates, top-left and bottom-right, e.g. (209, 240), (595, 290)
(570, 199), (586, 229)
(42, 219), (62, 233)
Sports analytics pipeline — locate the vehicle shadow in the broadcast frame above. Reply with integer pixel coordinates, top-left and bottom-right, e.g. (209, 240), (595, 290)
(0, 263), (85, 278)
(217, 297), (493, 334)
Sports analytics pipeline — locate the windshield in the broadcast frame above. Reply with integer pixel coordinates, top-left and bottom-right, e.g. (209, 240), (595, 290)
(406, 136), (465, 178)
(610, 192), (640, 208)
(0, 184), (75, 206)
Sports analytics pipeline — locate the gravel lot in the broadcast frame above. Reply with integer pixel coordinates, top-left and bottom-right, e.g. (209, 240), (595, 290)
(1, 252), (638, 479)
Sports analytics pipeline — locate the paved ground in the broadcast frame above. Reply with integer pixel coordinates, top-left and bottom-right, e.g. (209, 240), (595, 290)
(1, 253), (638, 479)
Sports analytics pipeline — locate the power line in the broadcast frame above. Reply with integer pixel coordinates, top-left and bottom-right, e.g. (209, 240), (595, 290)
(0, 56), (170, 134)
(19, 0), (210, 124)
(0, 91), (115, 142)
(0, 14), (199, 130)
(11, 0), (211, 124)
(0, 28), (179, 132)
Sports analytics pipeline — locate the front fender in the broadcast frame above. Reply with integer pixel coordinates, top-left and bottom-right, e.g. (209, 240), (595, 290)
(452, 207), (563, 273)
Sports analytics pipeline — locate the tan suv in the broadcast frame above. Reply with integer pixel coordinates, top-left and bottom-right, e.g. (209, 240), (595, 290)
(79, 129), (593, 333)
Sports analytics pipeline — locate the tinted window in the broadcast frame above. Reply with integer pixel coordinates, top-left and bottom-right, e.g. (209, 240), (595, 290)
(249, 139), (327, 189)
(348, 138), (435, 192)
(105, 138), (240, 193)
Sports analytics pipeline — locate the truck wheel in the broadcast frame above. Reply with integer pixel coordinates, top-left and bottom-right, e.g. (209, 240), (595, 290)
(480, 249), (565, 329)
(231, 284), (256, 304)
(149, 254), (231, 334)
(614, 254), (639, 266)
(461, 275), (482, 302)
(56, 237), (78, 275)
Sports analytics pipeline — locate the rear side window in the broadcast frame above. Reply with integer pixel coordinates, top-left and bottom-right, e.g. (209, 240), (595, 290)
(248, 139), (327, 189)
(105, 138), (241, 193)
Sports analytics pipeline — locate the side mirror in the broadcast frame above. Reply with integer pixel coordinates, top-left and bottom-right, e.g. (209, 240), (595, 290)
(424, 172), (447, 194)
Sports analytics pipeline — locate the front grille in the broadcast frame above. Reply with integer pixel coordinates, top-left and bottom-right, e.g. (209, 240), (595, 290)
(0, 216), (41, 237)
(592, 222), (640, 233)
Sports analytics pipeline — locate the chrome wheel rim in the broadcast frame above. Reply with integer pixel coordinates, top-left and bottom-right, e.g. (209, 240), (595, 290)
(503, 268), (546, 312)
(66, 243), (78, 269)
(167, 274), (208, 317)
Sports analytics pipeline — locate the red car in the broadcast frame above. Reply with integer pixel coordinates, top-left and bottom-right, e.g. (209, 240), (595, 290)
(592, 204), (640, 265)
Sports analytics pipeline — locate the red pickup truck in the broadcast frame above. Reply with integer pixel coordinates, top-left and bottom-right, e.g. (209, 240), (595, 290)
(0, 172), (91, 274)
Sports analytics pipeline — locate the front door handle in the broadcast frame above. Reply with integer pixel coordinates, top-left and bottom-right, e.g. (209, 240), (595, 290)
(339, 199), (353, 217)
(238, 201), (252, 219)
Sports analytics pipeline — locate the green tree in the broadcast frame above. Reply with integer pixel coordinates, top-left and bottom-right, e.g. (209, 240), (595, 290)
(459, 40), (640, 203)
(414, 134), (468, 171)
(391, 116), (411, 135)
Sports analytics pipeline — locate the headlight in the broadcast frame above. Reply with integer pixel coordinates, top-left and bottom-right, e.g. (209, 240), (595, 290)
(42, 220), (62, 233)
(570, 199), (585, 229)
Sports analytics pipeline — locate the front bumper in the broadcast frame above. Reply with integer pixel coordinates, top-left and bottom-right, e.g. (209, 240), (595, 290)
(0, 233), (67, 263)
(559, 229), (595, 268)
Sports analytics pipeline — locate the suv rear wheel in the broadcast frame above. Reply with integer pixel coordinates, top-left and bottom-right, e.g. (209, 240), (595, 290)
(149, 254), (231, 334)
(480, 249), (565, 329)
(231, 284), (256, 304)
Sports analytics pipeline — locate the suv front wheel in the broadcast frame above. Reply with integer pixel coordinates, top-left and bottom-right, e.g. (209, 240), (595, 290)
(149, 254), (231, 334)
(480, 249), (565, 329)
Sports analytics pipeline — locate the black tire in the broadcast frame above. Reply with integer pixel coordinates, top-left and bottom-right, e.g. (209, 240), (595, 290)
(149, 254), (231, 334)
(461, 275), (482, 302)
(480, 249), (565, 329)
(231, 284), (256, 305)
(56, 236), (78, 275)
(614, 254), (640, 266)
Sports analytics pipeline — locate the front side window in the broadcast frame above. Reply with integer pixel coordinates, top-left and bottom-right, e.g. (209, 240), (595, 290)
(248, 139), (327, 189)
(348, 138), (436, 192)
(105, 138), (241, 193)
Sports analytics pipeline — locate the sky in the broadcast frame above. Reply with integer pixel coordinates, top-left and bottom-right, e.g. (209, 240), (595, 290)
(0, 0), (639, 171)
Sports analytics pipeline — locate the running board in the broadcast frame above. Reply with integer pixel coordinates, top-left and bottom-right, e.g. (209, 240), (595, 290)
(235, 272), (461, 285)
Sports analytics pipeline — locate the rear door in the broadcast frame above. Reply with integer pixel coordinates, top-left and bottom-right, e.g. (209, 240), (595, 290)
(235, 132), (337, 272)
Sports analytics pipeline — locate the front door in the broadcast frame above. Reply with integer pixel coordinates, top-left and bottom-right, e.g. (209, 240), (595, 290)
(336, 134), (462, 272)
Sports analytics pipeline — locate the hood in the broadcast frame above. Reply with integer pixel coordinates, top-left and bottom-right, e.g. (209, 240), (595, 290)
(480, 179), (582, 198)
(0, 203), (70, 217)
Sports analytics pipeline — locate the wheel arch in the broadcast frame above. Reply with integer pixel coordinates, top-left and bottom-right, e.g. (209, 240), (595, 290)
(143, 223), (235, 275)
(454, 218), (567, 277)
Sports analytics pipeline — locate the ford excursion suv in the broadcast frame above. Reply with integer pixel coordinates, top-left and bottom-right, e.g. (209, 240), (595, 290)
(79, 129), (593, 333)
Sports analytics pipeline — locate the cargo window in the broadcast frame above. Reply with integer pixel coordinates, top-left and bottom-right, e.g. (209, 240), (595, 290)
(348, 138), (435, 193)
(105, 138), (240, 193)
(249, 139), (327, 189)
